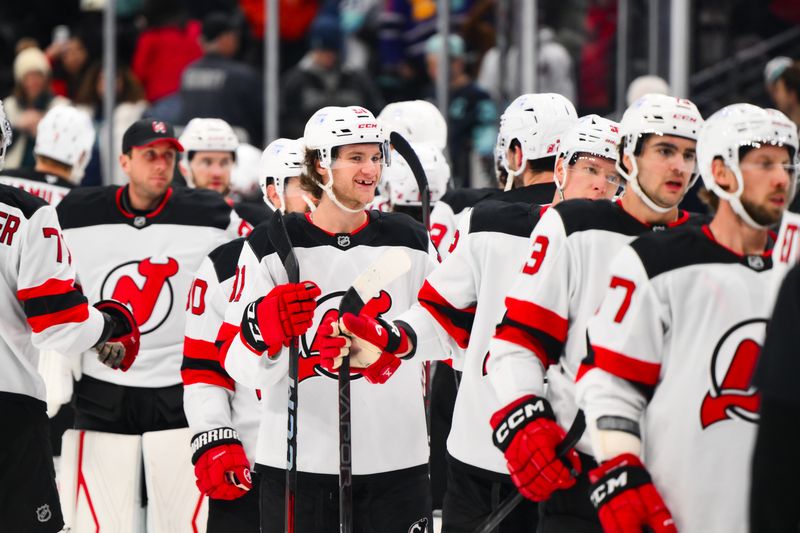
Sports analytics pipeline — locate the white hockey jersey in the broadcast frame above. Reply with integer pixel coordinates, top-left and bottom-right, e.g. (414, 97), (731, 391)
(221, 211), (452, 477)
(398, 183), (559, 476)
(429, 187), (499, 259)
(182, 237), (261, 462)
(768, 209), (800, 301)
(576, 225), (774, 533)
(0, 185), (105, 403)
(57, 185), (249, 388)
(487, 199), (697, 453)
(0, 168), (75, 206)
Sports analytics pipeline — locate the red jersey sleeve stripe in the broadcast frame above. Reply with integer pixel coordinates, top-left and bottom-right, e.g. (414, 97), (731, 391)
(493, 323), (549, 370)
(418, 280), (476, 349)
(183, 337), (220, 361)
(216, 322), (239, 343)
(27, 303), (89, 333)
(504, 297), (568, 343)
(592, 345), (661, 386)
(17, 278), (77, 301)
(181, 369), (235, 390)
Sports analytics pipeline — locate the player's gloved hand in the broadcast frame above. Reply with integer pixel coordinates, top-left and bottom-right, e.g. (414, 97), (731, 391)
(191, 427), (252, 500)
(240, 281), (321, 358)
(94, 300), (140, 371)
(588, 453), (676, 533)
(317, 314), (353, 372)
(490, 395), (582, 502)
(337, 312), (415, 384)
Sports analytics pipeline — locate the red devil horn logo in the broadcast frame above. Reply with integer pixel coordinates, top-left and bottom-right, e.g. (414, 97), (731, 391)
(700, 338), (761, 429)
(111, 257), (179, 326)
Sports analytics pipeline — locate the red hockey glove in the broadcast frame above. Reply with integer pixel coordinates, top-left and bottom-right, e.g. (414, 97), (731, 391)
(338, 312), (415, 384)
(490, 395), (582, 502)
(94, 300), (140, 371)
(191, 427), (252, 500)
(317, 314), (401, 384)
(240, 282), (321, 357)
(588, 453), (676, 533)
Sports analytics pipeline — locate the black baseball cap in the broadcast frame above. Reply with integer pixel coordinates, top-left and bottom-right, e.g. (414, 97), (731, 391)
(122, 119), (184, 153)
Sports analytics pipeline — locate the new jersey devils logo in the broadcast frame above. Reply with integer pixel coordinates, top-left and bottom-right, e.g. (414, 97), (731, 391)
(298, 290), (393, 383)
(700, 318), (766, 429)
(101, 257), (179, 334)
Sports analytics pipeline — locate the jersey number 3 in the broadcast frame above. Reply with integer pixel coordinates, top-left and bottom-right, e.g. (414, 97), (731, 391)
(522, 235), (549, 275)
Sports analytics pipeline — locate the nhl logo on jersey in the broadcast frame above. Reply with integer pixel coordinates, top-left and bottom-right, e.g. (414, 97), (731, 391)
(100, 257), (180, 334)
(407, 517), (429, 532)
(746, 255), (765, 271)
(35, 504), (52, 523)
(133, 216), (146, 228)
(337, 234), (351, 247)
(700, 318), (766, 429)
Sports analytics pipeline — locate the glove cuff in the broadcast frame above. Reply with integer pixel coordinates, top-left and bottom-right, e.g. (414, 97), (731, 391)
(241, 298), (268, 353)
(491, 395), (555, 452)
(94, 299), (135, 344)
(191, 427), (244, 464)
(588, 453), (652, 509)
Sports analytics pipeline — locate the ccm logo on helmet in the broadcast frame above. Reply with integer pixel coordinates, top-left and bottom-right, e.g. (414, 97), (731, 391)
(358, 123), (378, 129)
(672, 113), (698, 122)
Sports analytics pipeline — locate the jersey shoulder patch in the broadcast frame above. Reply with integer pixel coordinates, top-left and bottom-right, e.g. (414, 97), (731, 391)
(555, 199), (644, 237)
(208, 237), (247, 282)
(0, 183), (48, 219)
(469, 199), (541, 238)
(57, 186), (120, 228)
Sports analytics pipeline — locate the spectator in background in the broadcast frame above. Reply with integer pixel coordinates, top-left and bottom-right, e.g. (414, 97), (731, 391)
(279, 15), (384, 139)
(47, 31), (92, 101)
(3, 46), (69, 169)
(425, 33), (496, 188)
(771, 61), (800, 129)
(132, 0), (202, 122)
(75, 62), (147, 186)
(179, 11), (263, 146)
(764, 55), (792, 102)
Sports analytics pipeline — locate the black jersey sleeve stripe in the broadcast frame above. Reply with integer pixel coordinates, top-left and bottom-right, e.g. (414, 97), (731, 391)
(418, 280), (476, 349)
(23, 291), (88, 322)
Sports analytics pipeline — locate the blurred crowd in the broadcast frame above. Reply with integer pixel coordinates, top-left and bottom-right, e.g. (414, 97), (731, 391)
(0, 0), (798, 191)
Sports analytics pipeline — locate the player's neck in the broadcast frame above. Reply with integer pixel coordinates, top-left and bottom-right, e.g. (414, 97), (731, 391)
(309, 198), (368, 234)
(620, 191), (679, 226)
(522, 170), (554, 187)
(126, 185), (165, 212)
(708, 203), (769, 256)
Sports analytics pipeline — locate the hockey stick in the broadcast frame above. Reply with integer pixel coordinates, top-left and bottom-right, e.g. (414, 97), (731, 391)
(473, 410), (587, 533)
(266, 209), (300, 533)
(337, 248), (413, 533)
(388, 131), (436, 441)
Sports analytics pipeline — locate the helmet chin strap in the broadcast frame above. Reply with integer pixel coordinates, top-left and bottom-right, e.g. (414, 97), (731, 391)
(617, 154), (676, 214)
(503, 158), (525, 192)
(317, 167), (364, 214)
(718, 167), (768, 230)
(302, 194), (317, 213)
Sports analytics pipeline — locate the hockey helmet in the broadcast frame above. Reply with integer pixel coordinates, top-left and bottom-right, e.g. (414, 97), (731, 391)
(229, 142), (263, 201)
(499, 93), (578, 189)
(34, 105), (95, 182)
(378, 100), (448, 151)
(617, 93), (703, 213)
(555, 114), (621, 193)
(0, 101), (12, 171)
(698, 103), (798, 229)
(384, 142), (450, 207)
(259, 137), (306, 212)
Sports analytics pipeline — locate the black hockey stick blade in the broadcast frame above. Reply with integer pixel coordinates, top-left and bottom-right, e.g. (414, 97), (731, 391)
(390, 131), (431, 230)
(473, 411), (587, 533)
(266, 209), (300, 533)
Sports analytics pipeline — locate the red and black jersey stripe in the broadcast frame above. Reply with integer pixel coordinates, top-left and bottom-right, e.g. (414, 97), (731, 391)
(17, 278), (89, 332)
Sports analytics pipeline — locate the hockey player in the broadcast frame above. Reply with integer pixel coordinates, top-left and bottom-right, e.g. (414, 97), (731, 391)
(182, 137), (310, 532)
(179, 117), (270, 226)
(326, 110), (621, 532)
(55, 118), (251, 532)
(219, 106), (448, 533)
(480, 94), (703, 531)
(0, 105), (94, 206)
(576, 104), (797, 533)
(382, 141), (450, 221)
(0, 101), (138, 533)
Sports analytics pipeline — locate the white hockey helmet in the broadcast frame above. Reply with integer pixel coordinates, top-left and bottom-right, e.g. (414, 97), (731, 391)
(698, 103), (798, 229)
(0, 101), (12, 171)
(384, 142), (450, 207)
(499, 93), (578, 190)
(229, 143), (263, 200)
(617, 93), (703, 213)
(303, 105), (389, 213)
(555, 114), (621, 193)
(378, 100), (448, 150)
(259, 137), (306, 212)
(34, 105), (95, 182)
(179, 118), (239, 185)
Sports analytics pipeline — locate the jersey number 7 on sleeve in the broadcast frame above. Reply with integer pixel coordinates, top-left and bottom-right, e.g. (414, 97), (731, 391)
(42, 227), (70, 264)
(609, 276), (636, 323)
(522, 235), (549, 275)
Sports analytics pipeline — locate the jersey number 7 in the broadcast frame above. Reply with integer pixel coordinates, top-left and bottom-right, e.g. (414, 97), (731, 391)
(609, 276), (636, 323)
